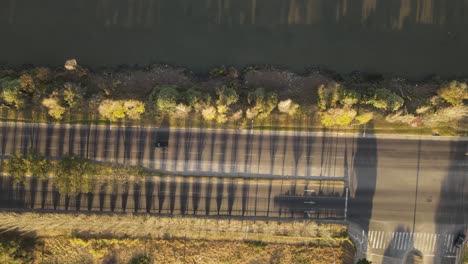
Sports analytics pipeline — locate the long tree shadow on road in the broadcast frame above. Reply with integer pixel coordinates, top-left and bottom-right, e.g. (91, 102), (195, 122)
(157, 177), (167, 214)
(205, 177), (213, 215)
(348, 124), (378, 233)
(433, 139), (467, 263)
(191, 177), (201, 214)
(145, 178), (154, 213)
(180, 177), (190, 215)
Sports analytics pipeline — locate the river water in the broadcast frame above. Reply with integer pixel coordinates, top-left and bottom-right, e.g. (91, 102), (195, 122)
(0, 0), (467, 78)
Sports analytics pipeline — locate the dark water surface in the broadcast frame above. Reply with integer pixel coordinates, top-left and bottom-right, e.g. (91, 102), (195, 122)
(1, 0), (468, 78)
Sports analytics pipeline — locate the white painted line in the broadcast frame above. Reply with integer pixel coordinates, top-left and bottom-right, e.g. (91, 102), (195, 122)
(379, 231), (386, 249)
(430, 234), (438, 252)
(420, 233), (426, 250)
(413, 233), (419, 250)
(445, 235), (451, 252)
(421, 233), (427, 251)
(402, 233), (408, 250)
(403, 233), (409, 250)
(371, 231), (377, 248)
(398, 233), (404, 250)
(427, 233), (434, 252)
(375, 231), (382, 249)
(431, 234), (440, 252)
(393, 232), (399, 250)
(368, 231), (375, 247)
(382, 232), (389, 248)
(389, 232), (396, 249)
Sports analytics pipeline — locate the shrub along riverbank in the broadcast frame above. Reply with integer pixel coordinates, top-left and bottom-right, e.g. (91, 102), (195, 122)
(0, 60), (467, 135)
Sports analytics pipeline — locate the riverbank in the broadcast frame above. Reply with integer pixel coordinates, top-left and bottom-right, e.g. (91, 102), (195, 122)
(0, 62), (466, 136)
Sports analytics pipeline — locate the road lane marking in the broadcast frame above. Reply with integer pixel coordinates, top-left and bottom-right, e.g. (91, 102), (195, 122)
(375, 231), (382, 248)
(378, 231), (385, 248)
(398, 232), (404, 250)
(381, 232), (388, 248)
(369, 231), (376, 248)
(400, 233), (406, 250)
(446, 235), (452, 252)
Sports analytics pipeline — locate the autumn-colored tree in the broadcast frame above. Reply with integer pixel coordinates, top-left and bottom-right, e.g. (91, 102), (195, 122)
(98, 100), (126, 121)
(321, 108), (357, 127)
(278, 99), (300, 116)
(437, 81), (468, 106)
(42, 95), (66, 120)
(123, 100), (145, 120)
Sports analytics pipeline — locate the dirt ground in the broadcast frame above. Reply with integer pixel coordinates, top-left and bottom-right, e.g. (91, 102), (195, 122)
(85, 65), (334, 108)
(36, 237), (345, 264)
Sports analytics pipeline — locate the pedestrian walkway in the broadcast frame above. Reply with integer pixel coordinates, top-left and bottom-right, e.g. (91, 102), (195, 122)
(367, 230), (459, 255)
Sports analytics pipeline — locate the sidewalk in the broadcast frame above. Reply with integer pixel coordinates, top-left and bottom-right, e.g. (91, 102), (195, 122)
(3, 121), (467, 142)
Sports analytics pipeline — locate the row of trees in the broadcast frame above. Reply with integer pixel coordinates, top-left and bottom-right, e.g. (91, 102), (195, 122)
(316, 80), (467, 127)
(148, 84), (300, 123)
(1, 62), (466, 128)
(1, 151), (146, 196)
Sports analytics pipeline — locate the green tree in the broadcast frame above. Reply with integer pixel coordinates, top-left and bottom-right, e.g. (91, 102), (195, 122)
(18, 73), (36, 94)
(317, 82), (342, 111)
(366, 88), (404, 112)
(215, 85), (238, 106)
(317, 85), (327, 111)
(340, 89), (360, 106)
(55, 156), (96, 195)
(247, 88), (278, 119)
(27, 150), (51, 179)
(62, 83), (83, 108)
(155, 85), (179, 113)
(437, 81), (468, 106)
(0, 78), (25, 109)
(185, 88), (203, 108)
(8, 154), (28, 184)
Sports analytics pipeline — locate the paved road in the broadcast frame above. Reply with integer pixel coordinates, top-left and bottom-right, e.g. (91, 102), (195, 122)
(0, 121), (467, 263)
(0, 175), (345, 219)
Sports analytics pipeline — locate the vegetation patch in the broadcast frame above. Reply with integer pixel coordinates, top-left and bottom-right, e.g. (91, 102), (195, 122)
(0, 61), (466, 135)
(0, 212), (349, 264)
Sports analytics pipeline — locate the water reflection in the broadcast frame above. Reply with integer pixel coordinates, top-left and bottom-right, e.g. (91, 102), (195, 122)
(0, 0), (467, 77)
(82, 0), (468, 29)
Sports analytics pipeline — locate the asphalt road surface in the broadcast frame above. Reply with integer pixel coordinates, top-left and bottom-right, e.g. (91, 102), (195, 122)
(0, 121), (467, 263)
(0, 175), (344, 219)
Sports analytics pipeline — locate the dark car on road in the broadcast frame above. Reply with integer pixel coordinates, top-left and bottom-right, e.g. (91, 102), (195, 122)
(454, 233), (465, 248)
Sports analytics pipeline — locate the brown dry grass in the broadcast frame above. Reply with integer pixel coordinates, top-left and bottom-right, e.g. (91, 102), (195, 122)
(36, 237), (346, 264)
(0, 211), (350, 264)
